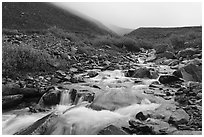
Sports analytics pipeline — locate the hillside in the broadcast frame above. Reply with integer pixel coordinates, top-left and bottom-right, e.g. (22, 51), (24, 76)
(126, 26), (202, 44)
(2, 2), (113, 37)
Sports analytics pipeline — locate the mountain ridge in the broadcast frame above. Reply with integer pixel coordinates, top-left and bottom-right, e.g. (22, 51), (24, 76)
(2, 2), (113, 37)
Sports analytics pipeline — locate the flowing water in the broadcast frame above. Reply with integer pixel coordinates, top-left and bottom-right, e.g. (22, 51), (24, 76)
(60, 90), (71, 105)
(2, 70), (162, 135)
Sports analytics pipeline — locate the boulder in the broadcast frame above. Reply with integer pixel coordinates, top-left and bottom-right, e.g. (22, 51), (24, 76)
(14, 112), (58, 135)
(177, 48), (200, 59)
(173, 63), (202, 82)
(158, 75), (183, 84)
(126, 67), (158, 79)
(2, 94), (24, 109)
(87, 70), (98, 78)
(168, 108), (190, 126)
(2, 84), (21, 96)
(40, 89), (61, 106)
(2, 84), (41, 97)
(156, 51), (176, 59)
(98, 125), (128, 135)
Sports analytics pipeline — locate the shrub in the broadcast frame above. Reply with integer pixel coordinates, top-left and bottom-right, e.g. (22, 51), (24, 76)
(2, 42), (56, 77)
(48, 26), (80, 41)
(91, 36), (141, 52)
(169, 34), (185, 50)
(136, 39), (154, 50)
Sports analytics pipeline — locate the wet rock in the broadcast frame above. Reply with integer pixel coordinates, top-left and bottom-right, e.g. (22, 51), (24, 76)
(98, 125), (128, 135)
(168, 108), (190, 126)
(14, 112), (58, 135)
(126, 67), (158, 79)
(2, 94), (24, 109)
(135, 112), (148, 121)
(40, 89), (61, 106)
(125, 69), (135, 77)
(158, 75), (183, 84)
(87, 70), (98, 78)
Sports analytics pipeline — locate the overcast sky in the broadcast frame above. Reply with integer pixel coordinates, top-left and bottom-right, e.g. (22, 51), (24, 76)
(53, 2), (202, 29)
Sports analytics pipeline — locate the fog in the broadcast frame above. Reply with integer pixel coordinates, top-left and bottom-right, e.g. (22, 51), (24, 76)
(53, 2), (202, 29)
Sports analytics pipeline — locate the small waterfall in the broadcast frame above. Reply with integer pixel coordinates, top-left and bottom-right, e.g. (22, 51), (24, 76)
(60, 90), (71, 106)
(77, 96), (84, 105)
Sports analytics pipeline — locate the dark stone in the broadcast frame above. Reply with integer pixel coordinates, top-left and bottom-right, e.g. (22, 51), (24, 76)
(158, 75), (183, 84)
(42, 89), (61, 106)
(156, 51), (176, 59)
(2, 84), (21, 96)
(168, 108), (190, 126)
(2, 94), (24, 109)
(173, 70), (183, 78)
(173, 63), (202, 82)
(69, 89), (77, 104)
(135, 112), (148, 121)
(87, 71), (98, 78)
(98, 125), (128, 135)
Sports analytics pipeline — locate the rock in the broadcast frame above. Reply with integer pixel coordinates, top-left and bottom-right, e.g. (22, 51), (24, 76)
(87, 70), (98, 78)
(2, 84), (41, 97)
(171, 130), (202, 135)
(156, 51), (176, 59)
(135, 112), (148, 121)
(70, 75), (84, 83)
(145, 118), (177, 135)
(158, 75), (183, 84)
(69, 67), (78, 73)
(2, 94), (24, 109)
(40, 89), (61, 106)
(126, 67), (158, 79)
(155, 44), (171, 54)
(133, 67), (151, 78)
(177, 48), (200, 59)
(98, 125), (128, 135)
(14, 112), (58, 135)
(50, 77), (62, 84)
(125, 69), (135, 77)
(2, 84), (21, 96)
(19, 88), (41, 97)
(127, 120), (155, 135)
(168, 108), (190, 126)
(173, 63), (202, 82)
(168, 60), (179, 66)
(56, 70), (66, 77)
(73, 90), (95, 105)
